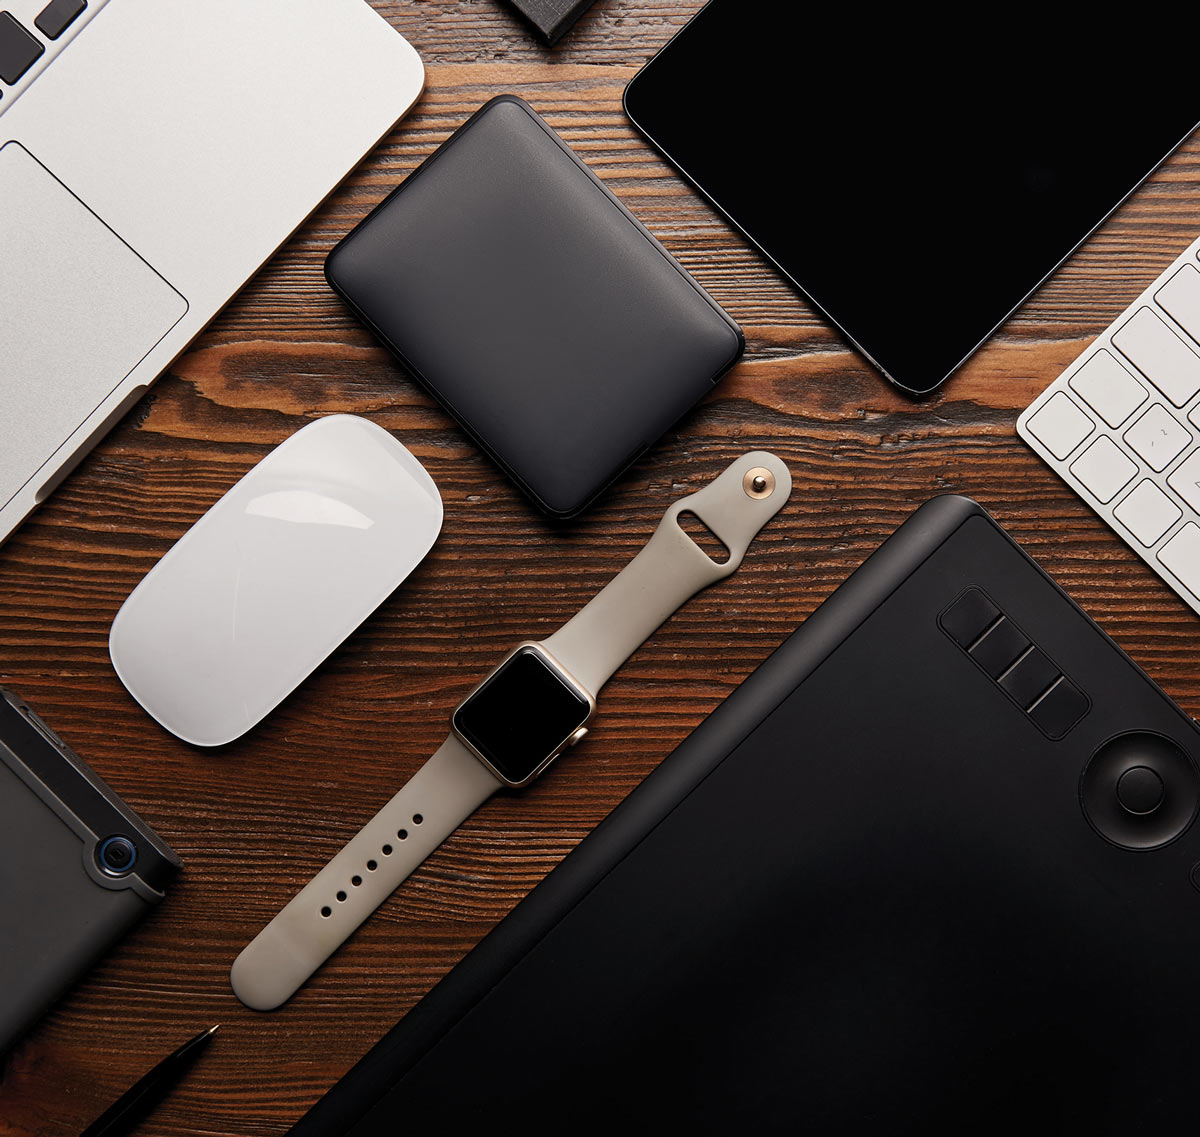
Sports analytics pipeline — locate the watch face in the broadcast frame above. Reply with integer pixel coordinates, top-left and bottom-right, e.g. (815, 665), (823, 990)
(453, 646), (591, 785)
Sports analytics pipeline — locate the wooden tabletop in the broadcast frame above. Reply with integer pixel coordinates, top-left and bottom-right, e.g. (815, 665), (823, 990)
(5, 2), (1200, 1133)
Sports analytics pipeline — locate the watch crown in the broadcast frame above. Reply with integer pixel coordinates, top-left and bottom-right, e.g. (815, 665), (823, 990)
(567, 727), (588, 748)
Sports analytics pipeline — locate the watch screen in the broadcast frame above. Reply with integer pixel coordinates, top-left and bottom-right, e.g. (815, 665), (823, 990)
(453, 648), (591, 783)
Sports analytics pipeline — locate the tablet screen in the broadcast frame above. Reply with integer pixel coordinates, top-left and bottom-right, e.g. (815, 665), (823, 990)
(624, 4), (1200, 395)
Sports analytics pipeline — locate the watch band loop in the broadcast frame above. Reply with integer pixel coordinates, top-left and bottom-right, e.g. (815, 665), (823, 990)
(542, 451), (790, 696)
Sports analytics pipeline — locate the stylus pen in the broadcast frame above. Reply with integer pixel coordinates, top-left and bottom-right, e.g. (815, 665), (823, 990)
(81, 1024), (219, 1137)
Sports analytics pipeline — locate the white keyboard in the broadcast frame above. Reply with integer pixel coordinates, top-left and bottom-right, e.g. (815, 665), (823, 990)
(1019, 232), (1200, 615)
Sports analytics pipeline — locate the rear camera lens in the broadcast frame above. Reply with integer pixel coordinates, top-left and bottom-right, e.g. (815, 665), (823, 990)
(97, 835), (137, 876)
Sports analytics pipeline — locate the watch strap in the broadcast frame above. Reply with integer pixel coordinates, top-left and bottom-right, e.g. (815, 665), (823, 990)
(231, 734), (501, 1010)
(231, 450), (790, 1009)
(542, 451), (791, 696)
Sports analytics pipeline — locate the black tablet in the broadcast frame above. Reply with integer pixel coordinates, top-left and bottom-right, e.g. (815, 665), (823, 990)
(291, 496), (1200, 1134)
(624, 4), (1200, 397)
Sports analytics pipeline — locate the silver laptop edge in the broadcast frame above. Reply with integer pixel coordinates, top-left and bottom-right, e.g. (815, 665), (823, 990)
(0, 0), (424, 545)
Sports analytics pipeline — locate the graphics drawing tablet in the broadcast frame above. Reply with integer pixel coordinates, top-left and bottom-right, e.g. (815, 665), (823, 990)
(624, 3), (1200, 396)
(292, 495), (1200, 1134)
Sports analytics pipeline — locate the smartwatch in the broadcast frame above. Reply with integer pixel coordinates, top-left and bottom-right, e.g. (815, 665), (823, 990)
(231, 451), (790, 1009)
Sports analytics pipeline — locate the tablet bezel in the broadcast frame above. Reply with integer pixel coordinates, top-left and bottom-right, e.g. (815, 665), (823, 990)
(623, 3), (1200, 397)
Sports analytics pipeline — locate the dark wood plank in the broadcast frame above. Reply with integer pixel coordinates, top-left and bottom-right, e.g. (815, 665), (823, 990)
(4, 3), (1200, 1134)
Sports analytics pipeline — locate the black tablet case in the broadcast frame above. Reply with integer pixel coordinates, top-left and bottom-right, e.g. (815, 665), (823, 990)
(325, 96), (743, 518)
(292, 496), (1200, 1134)
(0, 690), (180, 1051)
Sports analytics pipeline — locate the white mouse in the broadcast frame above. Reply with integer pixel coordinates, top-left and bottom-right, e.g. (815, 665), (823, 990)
(109, 415), (442, 746)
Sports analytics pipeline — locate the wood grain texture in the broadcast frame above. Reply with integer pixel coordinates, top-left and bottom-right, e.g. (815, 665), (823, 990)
(4, 1), (1200, 1133)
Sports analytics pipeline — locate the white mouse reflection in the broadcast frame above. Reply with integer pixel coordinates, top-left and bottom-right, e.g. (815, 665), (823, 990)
(244, 490), (375, 530)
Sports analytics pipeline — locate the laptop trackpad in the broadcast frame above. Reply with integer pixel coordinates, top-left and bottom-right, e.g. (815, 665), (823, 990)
(0, 142), (187, 505)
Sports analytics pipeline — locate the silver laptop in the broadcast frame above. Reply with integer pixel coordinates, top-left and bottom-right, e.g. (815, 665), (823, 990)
(0, 0), (423, 545)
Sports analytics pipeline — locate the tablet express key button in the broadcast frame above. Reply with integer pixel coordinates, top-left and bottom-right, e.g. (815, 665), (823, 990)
(997, 647), (1059, 709)
(1027, 677), (1088, 739)
(968, 617), (1030, 679)
(940, 591), (1088, 739)
(940, 588), (1000, 648)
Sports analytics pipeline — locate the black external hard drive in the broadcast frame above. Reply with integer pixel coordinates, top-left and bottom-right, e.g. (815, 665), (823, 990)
(325, 95), (744, 519)
(0, 689), (181, 1051)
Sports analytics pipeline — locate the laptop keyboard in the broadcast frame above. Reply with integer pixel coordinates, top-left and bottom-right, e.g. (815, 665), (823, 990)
(0, 11), (42, 83)
(35, 0), (85, 39)
(0, 1), (86, 98)
(1018, 232), (1200, 616)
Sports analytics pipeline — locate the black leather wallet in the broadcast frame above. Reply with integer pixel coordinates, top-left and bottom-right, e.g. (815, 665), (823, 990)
(325, 95), (743, 518)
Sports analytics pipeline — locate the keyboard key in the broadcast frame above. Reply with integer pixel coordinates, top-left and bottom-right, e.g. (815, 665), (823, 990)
(941, 588), (1000, 648)
(35, 0), (85, 40)
(1113, 480), (1182, 547)
(1069, 436), (1137, 504)
(1156, 263), (1200, 348)
(1068, 349), (1146, 428)
(0, 11), (44, 83)
(1166, 450), (1200, 515)
(1112, 307), (1200, 408)
(1123, 403), (1190, 471)
(998, 647), (1059, 709)
(1026, 391), (1093, 459)
(1028, 676), (1088, 738)
(1018, 233), (1200, 619)
(1158, 523), (1200, 599)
